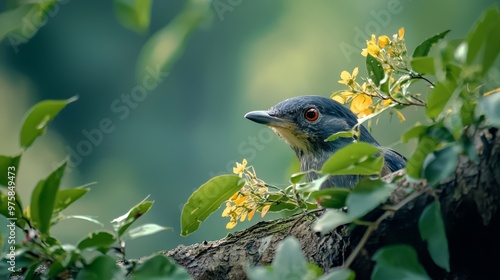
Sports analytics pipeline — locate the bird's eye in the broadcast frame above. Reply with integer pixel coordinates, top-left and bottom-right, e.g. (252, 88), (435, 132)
(304, 108), (319, 121)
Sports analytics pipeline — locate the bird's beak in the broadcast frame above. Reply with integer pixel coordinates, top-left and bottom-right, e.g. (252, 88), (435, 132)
(244, 111), (295, 128)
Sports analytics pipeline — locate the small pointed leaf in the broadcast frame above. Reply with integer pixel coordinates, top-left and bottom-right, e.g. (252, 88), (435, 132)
(181, 175), (244, 236)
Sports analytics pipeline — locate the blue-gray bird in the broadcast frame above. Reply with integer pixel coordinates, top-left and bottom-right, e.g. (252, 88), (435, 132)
(244, 95), (406, 188)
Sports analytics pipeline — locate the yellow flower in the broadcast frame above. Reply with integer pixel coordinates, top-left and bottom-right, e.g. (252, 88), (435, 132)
(338, 67), (359, 85)
(226, 218), (237, 229)
(367, 43), (381, 57)
(396, 110), (406, 122)
(361, 35), (381, 57)
(248, 208), (256, 221)
(378, 35), (390, 48)
(222, 202), (233, 217)
(350, 95), (373, 118)
(382, 99), (392, 107)
(239, 210), (247, 222)
(332, 91), (354, 104)
(233, 194), (248, 205)
(261, 204), (271, 218)
(232, 158), (247, 177)
(398, 27), (405, 39)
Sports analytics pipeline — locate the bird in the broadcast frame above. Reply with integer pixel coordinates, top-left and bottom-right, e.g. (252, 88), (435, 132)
(244, 95), (406, 188)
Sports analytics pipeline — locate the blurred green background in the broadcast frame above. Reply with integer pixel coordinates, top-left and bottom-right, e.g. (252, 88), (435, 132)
(0, 0), (497, 258)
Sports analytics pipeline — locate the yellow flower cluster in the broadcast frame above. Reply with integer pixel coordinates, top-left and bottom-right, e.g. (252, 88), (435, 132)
(223, 159), (272, 229)
(332, 27), (408, 122)
(361, 27), (405, 60)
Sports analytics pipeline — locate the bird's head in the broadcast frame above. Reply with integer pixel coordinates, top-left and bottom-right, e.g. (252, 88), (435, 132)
(245, 95), (372, 157)
(245, 95), (405, 187)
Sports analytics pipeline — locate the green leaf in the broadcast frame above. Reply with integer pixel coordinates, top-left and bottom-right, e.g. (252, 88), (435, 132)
(60, 215), (103, 226)
(272, 237), (308, 277)
(481, 91), (500, 127)
(411, 56), (435, 75)
(0, 192), (23, 222)
(321, 142), (383, 176)
(460, 91), (476, 127)
(132, 255), (192, 280)
(427, 123), (455, 143)
(401, 125), (428, 143)
(465, 7), (500, 66)
(423, 144), (460, 186)
(136, 0), (212, 82)
(406, 136), (439, 179)
(246, 237), (316, 280)
(126, 223), (171, 240)
(53, 186), (92, 216)
(114, 0), (153, 34)
(372, 245), (431, 280)
(325, 130), (355, 142)
(366, 55), (385, 87)
(76, 255), (124, 280)
(20, 97), (77, 148)
(481, 14), (500, 74)
(310, 188), (350, 209)
(111, 196), (154, 237)
(296, 175), (330, 193)
(319, 268), (355, 280)
(267, 194), (304, 212)
(347, 179), (395, 218)
(419, 201), (450, 271)
(313, 209), (355, 235)
(426, 81), (456, 119)
(30, 161), (67, 235)
(77, 231), (116, 251)
(413, 29), (451, 58)
(0, 154), (21, 186)
(0, 2), (57, 42)
(290, 172), (307, 184)
(180, 175), (244, 236)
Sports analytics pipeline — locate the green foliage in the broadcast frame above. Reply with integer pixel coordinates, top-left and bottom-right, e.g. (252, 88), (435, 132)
(29, 161), (66, 235)
(481, 90), (500, 126)
(346, 179), (395, 218)
(321, 142), (384, 176)
(131, 255), (193, 280)
(412, 30), (451, 58)
(180, 175), (244, 236)
(0, 155), (21, 186)
(425, 81), (456, 119)
(111, 196), (154, 237)
(76, 255), (125, 280)
(0, 99), (175, 278)
(181, 6), (500, 279)
(246, 237), (355, 280)
(310, 188), (350, 209)
(423, 144), (460, 186)
(114, 0), (153, 34)
(312, 179), (395, 235)
(366, 54), (385, 88)
(324, 130), (355, 142)
(418, 201), (450, 271)
(313, 209), (355, 235)
(372, 245), (431, 280)
(0, 1), (58, 41)
(136, 0), (213, 82)
(19, 97), (77, 148)
(77, 231), (117, 251)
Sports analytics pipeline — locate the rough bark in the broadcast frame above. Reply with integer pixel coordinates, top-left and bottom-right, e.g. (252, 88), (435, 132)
(154, 127), (500, 280)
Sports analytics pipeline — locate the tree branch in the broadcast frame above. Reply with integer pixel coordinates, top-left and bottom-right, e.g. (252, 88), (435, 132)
(154, 128), (499, 279)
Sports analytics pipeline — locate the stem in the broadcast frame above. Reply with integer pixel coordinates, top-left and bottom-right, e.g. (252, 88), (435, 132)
(409, 71), (436, 88)
(343, 189), (425, 268)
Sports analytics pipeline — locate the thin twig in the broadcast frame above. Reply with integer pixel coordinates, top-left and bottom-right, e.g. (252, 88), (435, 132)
(343, 189), (425, 268)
